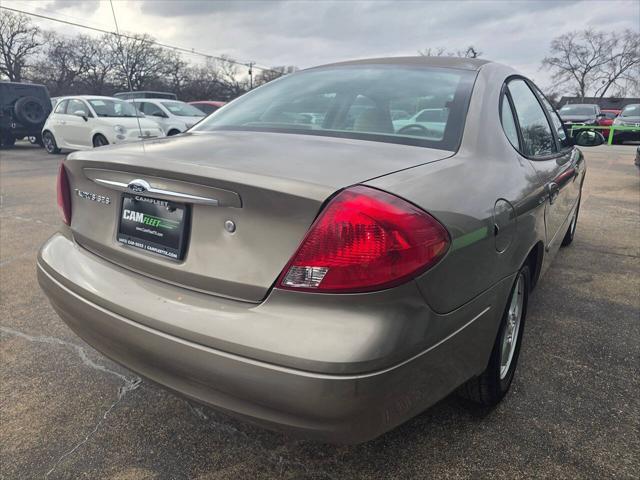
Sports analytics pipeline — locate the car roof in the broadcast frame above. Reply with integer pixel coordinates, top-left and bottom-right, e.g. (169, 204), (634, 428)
(190, 100), (226, 106)
(57, 95), (117, 100)
(308, 56), (491, 71)
(561, 103), (598, 107)
(128, 98), (182, 102)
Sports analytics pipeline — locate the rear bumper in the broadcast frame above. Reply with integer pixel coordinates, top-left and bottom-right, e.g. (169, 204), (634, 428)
(37, 233), (511, 443)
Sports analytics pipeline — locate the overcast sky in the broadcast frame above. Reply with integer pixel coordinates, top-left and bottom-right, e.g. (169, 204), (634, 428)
(6, 0), (640, 90)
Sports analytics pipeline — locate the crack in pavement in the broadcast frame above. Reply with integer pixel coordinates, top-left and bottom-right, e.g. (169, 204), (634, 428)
(0, 326), (142, 477)
(0, 326), (133, 384)
(182, 400), (340, 480)
(44, 377), (142, 478)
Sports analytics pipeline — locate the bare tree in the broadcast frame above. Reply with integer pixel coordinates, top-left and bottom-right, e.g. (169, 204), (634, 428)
(215, 56), (250, 99)
(32, 33), (93, 95)
(419, 45), (482, 58)
(78, 35), (117, 95)
(254, 65), (296, 87)
(0, 10), (43, 82)
(542, 29), (640, 99)
(106, 33), (168, 90)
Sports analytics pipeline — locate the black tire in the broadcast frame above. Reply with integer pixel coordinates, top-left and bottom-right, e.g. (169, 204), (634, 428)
(29, 134), (44, 146)
(167, 129), (181, 136)
(0, 131), (16, 148)
(561, 199), (580, 247)
(93, 134), (109, 148)
(459, 264), (530, 406)
(14, 96), (48, 126)
(42, 131), (61, 154)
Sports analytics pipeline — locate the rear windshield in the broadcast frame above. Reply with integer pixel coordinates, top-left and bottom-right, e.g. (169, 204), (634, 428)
(620, 104), (639, 116)
(559, 105), (596, 115)
(192, 65), (477, 150)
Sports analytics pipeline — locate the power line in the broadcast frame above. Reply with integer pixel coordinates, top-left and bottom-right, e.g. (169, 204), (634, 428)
(0, 5), (281, 74)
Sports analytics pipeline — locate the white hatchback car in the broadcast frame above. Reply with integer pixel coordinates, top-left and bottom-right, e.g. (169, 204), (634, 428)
(128, 99), (205, 136)
(42, 96), (163, 153)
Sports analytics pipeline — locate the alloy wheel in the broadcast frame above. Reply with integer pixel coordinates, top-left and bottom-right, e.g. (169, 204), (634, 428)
(500, 272), (524, 379)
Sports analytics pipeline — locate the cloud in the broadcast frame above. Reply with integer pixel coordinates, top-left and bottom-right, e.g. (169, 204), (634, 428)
(8, 0), (640, 90)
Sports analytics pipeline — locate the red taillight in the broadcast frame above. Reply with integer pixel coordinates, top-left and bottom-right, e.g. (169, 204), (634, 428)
(56, 163), (72, 225)
(278, 186), (450, 293)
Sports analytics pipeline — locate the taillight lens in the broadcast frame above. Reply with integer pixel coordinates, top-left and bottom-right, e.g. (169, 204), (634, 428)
(278, 185), (450, 293)
(56, 163), (72, 225)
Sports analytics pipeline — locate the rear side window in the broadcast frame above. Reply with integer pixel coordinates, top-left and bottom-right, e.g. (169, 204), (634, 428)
(500, 97), (520, 150)
(507, 79), (557, 158)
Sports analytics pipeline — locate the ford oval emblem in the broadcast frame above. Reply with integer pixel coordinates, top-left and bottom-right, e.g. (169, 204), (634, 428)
(128, 179), (151, 194)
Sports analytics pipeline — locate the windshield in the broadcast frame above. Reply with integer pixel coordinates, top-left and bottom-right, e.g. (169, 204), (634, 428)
(192, 65), (476, 150)
(620, 104), (640, 117)
(88, 99), (141, 117)
(559, 105), (596, 116)
(161, 101), (206, 117)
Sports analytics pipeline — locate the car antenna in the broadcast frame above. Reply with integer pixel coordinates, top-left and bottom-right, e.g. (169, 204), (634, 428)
(109, 0), (145, 146)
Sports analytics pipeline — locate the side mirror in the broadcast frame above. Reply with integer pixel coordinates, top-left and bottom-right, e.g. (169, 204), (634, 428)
(152, 112), (167, 118)
(574, 130), (605, 147)
(73, 110), (88, 121)
(596, 113), (606, 118)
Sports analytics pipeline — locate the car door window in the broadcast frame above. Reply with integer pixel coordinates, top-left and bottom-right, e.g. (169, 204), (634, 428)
(532, 85), (571, 150)
(500, 96), (520, 150)
(141, 102), (165, 117)
(67, 99), (90, 117)
(54, 100), (68, 114)
(507, 79), (557, 158)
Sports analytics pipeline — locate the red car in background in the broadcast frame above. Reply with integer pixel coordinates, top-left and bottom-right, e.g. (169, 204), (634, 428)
(189, 100), (226, 115)
(598, 109), (621, 138)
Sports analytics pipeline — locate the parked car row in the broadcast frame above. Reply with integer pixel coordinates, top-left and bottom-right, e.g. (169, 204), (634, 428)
(558, 102), (640, 143)
(1, 82), (227, 151)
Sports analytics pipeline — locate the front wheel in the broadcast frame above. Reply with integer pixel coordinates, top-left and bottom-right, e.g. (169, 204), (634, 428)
(42, 131), (61, 154)
(93, 134), (109, 148)
(459, 265), (530, 406)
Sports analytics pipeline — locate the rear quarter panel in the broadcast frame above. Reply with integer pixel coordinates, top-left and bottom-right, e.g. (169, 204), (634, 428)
(367, 63), (546, 314)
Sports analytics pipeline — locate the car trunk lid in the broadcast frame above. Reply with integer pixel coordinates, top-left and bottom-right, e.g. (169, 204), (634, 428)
(64, 130), (452, 302)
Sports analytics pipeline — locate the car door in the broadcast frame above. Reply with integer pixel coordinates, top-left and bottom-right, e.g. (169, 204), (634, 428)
(533, 84), (584, 223)
(138, 101), (169, 132)
(49, 99), (69, 140)
(64, 98), (93, 148)
(505, 78), (576, 252)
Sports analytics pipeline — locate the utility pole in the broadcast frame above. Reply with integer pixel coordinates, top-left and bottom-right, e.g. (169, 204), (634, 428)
(248, 62), (255, 90)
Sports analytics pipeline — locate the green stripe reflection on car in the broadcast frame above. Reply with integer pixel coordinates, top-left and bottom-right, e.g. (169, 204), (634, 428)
(450, 226), (488, 252)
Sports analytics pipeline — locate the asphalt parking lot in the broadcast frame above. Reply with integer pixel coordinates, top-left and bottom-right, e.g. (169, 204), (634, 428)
(1, 142), (638, 479)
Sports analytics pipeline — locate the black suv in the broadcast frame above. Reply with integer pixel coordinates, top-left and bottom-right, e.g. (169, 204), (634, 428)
(0, 82), (52, 148)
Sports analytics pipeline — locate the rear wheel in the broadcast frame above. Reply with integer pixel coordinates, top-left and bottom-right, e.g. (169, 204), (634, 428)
(561, 198), (580, 247)
(1, 132), (16, 148)
(42, 131), (61, 154)
(93, 134), (109, 148)
(460, 265), (530, 406)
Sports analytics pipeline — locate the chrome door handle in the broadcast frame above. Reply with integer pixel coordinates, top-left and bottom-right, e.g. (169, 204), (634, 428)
(546, 182), (559, 205)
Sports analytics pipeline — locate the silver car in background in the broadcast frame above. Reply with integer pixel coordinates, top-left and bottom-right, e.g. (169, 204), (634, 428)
(38, 57), (600, 443)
